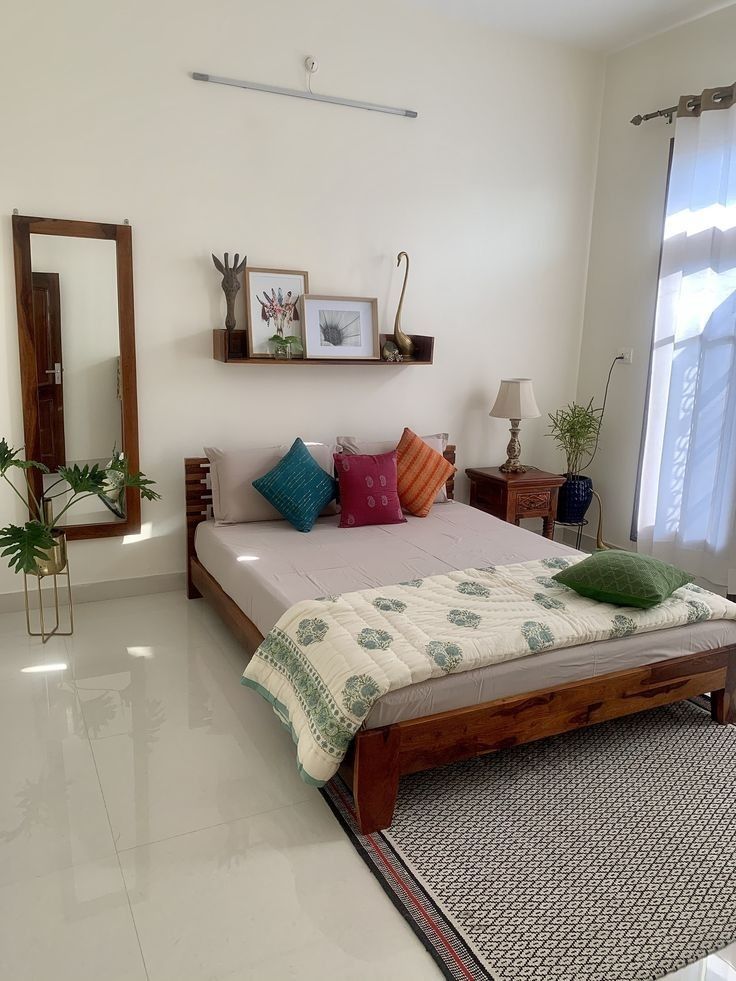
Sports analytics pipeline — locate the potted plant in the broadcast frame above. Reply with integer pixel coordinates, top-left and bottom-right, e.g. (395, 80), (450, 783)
(0, 438), (160, 575)
(547, 399), (601, 524)
(269, 334), (303, 360)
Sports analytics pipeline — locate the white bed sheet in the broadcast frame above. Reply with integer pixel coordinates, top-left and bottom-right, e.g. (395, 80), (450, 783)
(194, 502), (736, 728)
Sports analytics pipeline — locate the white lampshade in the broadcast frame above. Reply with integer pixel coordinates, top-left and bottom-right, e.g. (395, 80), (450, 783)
(489, 378), (541, 420)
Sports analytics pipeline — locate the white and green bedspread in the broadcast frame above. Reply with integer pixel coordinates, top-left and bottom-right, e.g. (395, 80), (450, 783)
(241, 556), (736, 785)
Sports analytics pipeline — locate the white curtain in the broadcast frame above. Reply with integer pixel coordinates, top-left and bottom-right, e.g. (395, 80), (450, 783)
(638, 91), (736, 587)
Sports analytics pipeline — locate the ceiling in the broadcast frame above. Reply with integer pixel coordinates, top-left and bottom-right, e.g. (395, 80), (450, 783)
(410, 0), (734, 51)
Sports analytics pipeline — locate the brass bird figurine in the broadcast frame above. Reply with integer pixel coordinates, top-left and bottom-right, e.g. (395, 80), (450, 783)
(392, 251), (415, 359)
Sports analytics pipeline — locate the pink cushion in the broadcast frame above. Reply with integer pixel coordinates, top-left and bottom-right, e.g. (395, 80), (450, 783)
(334, 451), (406, 528)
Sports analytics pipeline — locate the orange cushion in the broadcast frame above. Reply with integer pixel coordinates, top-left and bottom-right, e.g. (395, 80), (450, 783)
(396, 428), (456, 517)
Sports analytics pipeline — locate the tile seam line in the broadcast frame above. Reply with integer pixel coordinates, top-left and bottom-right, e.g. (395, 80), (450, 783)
(113, 793), (317, 854)
(76, 685), (152, 981)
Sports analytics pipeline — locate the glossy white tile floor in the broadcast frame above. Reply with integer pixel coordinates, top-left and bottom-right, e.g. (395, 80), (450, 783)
(1, 590), (734, 981)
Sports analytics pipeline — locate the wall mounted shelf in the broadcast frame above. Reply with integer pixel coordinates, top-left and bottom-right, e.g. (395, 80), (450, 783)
(212, 329), (434, 365)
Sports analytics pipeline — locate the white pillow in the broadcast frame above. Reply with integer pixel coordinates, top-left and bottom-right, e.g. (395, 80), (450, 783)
(300, 441), (336, 477)
(204, 445), (283, 524)
(335, 433), (451, 504)
(205, 442), (337, 524)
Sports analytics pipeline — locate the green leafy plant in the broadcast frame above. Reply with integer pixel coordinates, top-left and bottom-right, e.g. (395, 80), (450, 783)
(547, 357), (622, 479)
(0, 522), (56, 575)
(269, 334), (303, 357)
(0, 438), (161, 574)
(547, 399), (602, 476)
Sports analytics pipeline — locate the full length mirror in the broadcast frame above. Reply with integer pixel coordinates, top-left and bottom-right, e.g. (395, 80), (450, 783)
(12, 215), (140, 539)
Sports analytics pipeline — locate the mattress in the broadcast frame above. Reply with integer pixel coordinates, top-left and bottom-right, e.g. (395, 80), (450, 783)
(194, 502), (736, 728)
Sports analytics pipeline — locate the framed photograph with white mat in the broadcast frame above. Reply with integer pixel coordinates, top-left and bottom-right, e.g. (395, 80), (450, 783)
(245, 267), (309, 357)
(302, 295), (379, 360)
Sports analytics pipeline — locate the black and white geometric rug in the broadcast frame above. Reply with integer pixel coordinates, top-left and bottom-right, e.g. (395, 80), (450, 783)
(322, 701), (736, 981)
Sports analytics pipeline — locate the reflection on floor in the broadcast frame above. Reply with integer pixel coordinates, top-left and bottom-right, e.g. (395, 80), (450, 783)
(0, 590), (734, 980)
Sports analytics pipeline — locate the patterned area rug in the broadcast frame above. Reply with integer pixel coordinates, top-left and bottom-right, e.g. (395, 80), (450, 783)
(322, 701), (736, 981)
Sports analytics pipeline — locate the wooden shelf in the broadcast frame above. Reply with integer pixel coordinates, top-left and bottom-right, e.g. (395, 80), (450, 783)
(212, 330), (434, 365)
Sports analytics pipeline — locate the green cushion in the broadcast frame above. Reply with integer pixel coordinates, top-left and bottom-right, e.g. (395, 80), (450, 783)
(552, 550), (692, 609)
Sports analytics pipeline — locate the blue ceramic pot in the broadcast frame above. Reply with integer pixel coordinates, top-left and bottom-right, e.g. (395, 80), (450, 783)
(557, 475), (593, 524)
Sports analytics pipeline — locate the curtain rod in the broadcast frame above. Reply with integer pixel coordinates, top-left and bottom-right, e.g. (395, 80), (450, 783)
(630, 104), (679, 126)
(632, 85), (736, 126)
(192, 72), (418, 119)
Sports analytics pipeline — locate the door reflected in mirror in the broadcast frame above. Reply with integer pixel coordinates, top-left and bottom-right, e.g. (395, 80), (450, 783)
(30, 235), (124, 525)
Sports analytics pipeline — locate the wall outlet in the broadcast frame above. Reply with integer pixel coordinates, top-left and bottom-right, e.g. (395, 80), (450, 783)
(616, 347), (633, 364)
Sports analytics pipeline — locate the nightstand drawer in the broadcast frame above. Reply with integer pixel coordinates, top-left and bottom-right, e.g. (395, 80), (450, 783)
(473, 483), (505, 512)
(515, 490), (551, 514)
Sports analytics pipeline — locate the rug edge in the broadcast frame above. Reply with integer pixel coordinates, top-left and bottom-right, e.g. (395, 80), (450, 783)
(320, 776), (496, 981)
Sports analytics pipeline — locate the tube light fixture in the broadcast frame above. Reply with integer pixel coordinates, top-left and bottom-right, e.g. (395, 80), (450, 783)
(192, 72), (418, 119)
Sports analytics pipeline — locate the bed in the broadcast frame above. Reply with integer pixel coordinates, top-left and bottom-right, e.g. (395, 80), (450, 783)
(185, 451), (736, 834)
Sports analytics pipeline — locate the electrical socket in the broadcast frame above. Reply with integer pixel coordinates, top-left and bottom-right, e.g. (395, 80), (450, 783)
(616, 347), (633, 364)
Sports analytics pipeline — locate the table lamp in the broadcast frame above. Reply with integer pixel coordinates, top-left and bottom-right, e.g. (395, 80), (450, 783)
(489, 378), (541, 473)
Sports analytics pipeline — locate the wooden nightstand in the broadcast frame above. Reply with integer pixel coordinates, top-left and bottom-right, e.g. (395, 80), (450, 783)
(465, 468), (566, 540)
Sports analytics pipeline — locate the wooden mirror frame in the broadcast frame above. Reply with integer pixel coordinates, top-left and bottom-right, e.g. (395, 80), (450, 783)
(12, 214), (141, 540)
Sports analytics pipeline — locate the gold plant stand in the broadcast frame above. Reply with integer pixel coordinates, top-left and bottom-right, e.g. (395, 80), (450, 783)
(23, 531), (74, 643)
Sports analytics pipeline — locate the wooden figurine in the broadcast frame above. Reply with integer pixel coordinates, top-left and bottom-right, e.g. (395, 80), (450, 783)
(212, 252), (247, 332)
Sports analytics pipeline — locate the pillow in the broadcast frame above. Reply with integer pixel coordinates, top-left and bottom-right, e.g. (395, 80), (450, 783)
(252, 438), (337, 533)
(204, 445), (284, 524)
(205, 441), (337, 524)
(336, 433), (451, 503)
(396, 428), (457, 518)
(296, 442), (338, 515)
(334, 451), (406, 528)
(552, 550), (692, 609)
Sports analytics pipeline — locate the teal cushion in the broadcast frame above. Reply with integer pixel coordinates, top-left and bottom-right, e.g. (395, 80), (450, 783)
(252, 438), (337, 533)
(552, 550), (692, 609)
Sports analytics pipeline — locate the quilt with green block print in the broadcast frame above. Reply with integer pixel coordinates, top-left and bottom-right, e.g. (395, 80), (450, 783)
(241, 556), (736, 785)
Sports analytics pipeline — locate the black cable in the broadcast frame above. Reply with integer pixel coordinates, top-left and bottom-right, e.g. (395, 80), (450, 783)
(580, 355), (623, 473)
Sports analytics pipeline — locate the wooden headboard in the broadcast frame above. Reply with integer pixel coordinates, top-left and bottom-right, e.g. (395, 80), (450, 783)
(185, 445), (456, 597)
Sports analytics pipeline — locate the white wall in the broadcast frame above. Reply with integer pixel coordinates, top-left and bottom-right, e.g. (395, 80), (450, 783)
(0, 0), (603, 598)
(577, 4), (736, 548)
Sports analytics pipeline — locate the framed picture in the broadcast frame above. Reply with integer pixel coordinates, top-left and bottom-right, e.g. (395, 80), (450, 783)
(245, 267), (309, 357)
(302, 295), (380, 360)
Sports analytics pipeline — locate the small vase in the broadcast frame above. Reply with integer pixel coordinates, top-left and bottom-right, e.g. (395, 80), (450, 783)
(557, 475), (594, 524)
(42, 498), (54, 525)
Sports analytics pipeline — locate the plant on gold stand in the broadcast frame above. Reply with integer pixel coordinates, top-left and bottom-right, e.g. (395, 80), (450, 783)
(0, 438), (160, 642)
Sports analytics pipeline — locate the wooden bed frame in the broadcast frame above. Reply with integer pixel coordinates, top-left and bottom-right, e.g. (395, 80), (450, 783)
(185, 452), (736, 835)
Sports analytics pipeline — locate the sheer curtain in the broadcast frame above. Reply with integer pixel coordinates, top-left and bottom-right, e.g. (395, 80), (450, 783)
(637, 85), (736, 587)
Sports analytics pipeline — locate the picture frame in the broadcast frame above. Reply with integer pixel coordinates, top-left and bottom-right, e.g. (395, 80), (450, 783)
(245, 267), (310, 357)
(302, 295), (380, 360)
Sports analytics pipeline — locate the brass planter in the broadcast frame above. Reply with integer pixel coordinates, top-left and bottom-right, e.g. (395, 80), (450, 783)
(35, 529), (68, 577)
(24, 526), (74, 643)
